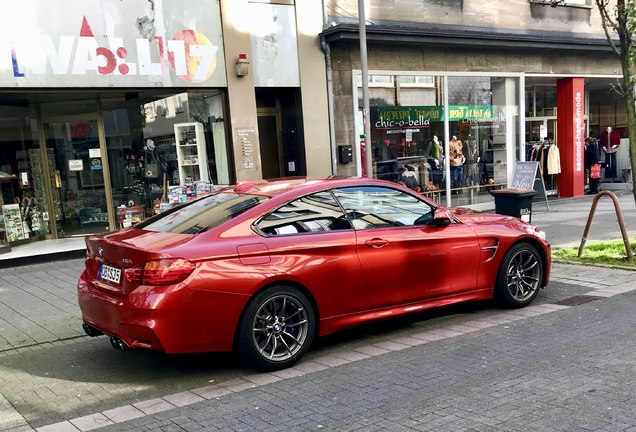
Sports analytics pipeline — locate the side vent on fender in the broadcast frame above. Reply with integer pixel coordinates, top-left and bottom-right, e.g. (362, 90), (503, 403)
(481, 239), (499, 262)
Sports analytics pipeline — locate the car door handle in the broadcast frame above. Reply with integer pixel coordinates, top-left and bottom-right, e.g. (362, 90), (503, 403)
(365, 238), (389, 248)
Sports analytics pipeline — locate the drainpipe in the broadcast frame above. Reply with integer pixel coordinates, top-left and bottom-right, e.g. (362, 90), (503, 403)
(321, 1), (338, 175)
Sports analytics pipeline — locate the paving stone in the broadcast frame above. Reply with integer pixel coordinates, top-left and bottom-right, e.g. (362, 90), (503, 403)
(35, 421), (79, 432)
(132, 399), (176, 416)
(69, 413), (113, 431)
(162, 392), (205, 408)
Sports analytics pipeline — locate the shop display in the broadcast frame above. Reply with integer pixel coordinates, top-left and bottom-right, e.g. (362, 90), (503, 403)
(117, 205), (145, 228)
(174, 122), (209, 184)
(154, 181), (215, 214)
(27, 148), (57, 234)
(2, 204), (24, 242)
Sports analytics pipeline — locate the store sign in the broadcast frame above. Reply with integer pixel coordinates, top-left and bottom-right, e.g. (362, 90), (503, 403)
(69, 160), (84, 171)
(0, 0), (226, 87)
(556, 77), (584, 197)
(371, 105), (509, 130)
(448, 105), (508, 122)
(372, 106), (441, 130)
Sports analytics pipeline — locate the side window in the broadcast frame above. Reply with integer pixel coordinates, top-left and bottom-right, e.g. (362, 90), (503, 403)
(256, 191), (352, 236)
(333, 186), (435, 229)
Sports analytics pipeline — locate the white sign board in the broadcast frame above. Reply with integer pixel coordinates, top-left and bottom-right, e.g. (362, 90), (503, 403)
(69, 160), (84, 171)
(0, 0), (227, 88)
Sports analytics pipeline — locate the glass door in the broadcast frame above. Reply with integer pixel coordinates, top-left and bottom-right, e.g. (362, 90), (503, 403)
(43, 117), (110, 237)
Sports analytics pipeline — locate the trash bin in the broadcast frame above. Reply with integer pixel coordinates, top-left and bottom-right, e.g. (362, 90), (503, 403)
(489, 188), (537, 223)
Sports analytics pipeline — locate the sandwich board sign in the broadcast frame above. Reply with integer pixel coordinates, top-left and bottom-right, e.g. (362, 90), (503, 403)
(511, 161), (550, 210)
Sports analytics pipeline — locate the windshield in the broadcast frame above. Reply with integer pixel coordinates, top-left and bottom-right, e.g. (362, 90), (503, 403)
(137, 192), (267, 234)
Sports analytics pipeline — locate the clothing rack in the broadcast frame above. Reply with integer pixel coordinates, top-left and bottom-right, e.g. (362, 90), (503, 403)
(525, 140), (559, 196)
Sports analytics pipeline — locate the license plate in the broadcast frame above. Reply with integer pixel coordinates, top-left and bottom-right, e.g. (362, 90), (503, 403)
(99, 264), (121, 284)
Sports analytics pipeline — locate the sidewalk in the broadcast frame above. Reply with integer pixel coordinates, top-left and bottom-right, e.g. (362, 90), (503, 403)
(0, 191), (634, 354)
(531, 189), (636, 248)
(0, 191), (635, 432)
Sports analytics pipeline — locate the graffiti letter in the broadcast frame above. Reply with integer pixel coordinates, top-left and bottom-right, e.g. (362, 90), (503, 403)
(136, 39), (161, 76)
(72, 37), (100, 74)
(96, 47), (116, 74)
(167, 40), (187, 76)
(11, 49), (25, 77)
(38, 36), (75, 74)
(189, 44), (218, 82)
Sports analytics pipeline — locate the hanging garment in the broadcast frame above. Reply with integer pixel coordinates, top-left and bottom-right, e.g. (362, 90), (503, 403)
(463, 140), (480, 186)
(547, 145), (561, 175)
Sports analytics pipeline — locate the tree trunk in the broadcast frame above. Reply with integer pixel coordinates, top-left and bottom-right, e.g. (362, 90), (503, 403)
(621, 58), (636, 205)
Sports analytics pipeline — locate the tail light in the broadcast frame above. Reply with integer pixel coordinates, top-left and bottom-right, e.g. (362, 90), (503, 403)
(124, 258), (196, 285)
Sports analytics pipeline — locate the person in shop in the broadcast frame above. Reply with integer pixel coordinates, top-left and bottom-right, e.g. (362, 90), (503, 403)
(599, 126), (620, 181)
(584, 137), (602, 194)
(449, 135), (465, 189)
(375, 137), (398, 182)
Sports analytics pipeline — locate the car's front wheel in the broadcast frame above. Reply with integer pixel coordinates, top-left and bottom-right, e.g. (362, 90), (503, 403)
(495, 243), (543, 308)
(237, 285), (315, 371)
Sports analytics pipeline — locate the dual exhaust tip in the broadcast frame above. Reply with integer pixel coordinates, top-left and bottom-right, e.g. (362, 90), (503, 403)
(82, 322), (129, 352)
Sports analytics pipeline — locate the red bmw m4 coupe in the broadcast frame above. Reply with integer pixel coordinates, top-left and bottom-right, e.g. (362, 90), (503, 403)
(78, 177), (550, 370)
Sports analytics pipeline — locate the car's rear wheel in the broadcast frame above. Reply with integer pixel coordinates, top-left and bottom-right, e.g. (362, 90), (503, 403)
(495, 243), (543, 308)
(237, 285), (315, 371)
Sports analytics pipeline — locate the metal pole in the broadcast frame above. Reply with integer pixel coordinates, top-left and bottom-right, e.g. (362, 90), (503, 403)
(443, 75), (451, 207)
(358, 0), (373, 178)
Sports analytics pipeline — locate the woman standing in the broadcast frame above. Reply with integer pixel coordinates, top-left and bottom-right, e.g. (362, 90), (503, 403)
(584, 137), (602, 194)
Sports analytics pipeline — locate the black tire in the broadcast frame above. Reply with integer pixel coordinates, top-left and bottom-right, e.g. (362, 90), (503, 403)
(495, 243), (543, 308)
(237, 285), (315, 371)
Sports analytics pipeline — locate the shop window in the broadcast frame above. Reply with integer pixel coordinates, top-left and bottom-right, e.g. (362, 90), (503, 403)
(354, 71), (520, 206)
(0, 100), (53, 243)
(102, 91), (230, 229)
(534, 87), (557, 117)
(447, 76), (520, 201)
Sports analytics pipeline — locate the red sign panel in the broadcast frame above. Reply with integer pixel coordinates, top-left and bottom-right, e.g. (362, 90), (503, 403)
(556, 78), (585, 197)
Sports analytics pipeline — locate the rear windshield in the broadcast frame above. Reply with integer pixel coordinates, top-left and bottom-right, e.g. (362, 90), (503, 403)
(137, 192), (267, 234)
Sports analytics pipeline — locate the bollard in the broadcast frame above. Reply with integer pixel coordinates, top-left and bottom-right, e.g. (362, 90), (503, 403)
(578, 190), (633, 261)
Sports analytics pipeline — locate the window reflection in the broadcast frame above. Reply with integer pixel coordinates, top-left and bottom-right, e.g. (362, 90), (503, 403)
(257, 191), (352, 235)
(333, 186), (434, 229)
(356, 72), (520, 205)
(102, 91), (230, 228)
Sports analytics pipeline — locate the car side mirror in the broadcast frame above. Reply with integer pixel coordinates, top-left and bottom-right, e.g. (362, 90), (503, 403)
(432, 209), (452, 227)
(433, 216), (452, 227)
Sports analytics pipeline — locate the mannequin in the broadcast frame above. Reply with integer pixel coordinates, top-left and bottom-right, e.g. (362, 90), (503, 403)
(600, 126), (620, 180)
(428, 135), (444, 186)
(432, 135), (442, 160)
(449, 135), (464, 188)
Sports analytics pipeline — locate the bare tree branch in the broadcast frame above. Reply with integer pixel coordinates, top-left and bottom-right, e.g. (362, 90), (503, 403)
(596, 0), (621, 57)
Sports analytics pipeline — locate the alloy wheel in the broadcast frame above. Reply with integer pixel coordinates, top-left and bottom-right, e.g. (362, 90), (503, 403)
(506, 249), (541, 302)
(251, 294), (309, 362)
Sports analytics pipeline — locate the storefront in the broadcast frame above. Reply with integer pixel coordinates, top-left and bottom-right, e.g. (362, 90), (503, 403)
(351, 72), (521, 208)
(322, 13), (629, 209)
(0, 1), (230, 248)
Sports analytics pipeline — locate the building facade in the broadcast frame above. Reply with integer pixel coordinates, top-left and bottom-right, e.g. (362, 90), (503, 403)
(0, 0), (630, 252)
(0, 0), (331, 250)
(321, 0), (629, 208)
